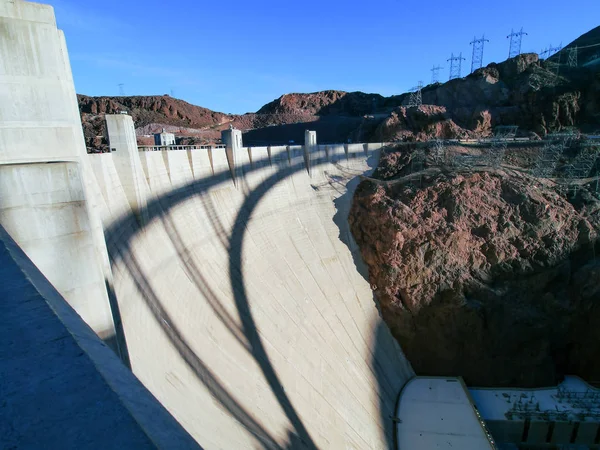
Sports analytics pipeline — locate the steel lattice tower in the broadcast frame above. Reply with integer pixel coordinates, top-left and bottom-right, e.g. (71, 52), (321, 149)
(470, 35), (489, 73)
(407, 81), (423, 108)
(567, 47), (578, 67)
(118, 83), (125, 96)
(487, 126), (518, 168)
(430, 139), (446, 165)
(540, 44), (562, 59)
(447, 53), (466, 80)
(507, 28), (528, 58)
(532, 131), (576, 179)
(430, 65), (443, 83)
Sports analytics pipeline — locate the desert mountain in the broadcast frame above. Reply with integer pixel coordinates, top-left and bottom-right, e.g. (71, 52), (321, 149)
(79, 26), (600, 151)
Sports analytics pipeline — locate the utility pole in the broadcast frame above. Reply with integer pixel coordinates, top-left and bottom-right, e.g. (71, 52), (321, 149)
(430, 65), (443, 83)
(447, 53), (466, 80)
(118, 83), (125, 96)
(470, 35), (489, 73)
(507, 28), (528, 58)
(407, 81), (423, 108)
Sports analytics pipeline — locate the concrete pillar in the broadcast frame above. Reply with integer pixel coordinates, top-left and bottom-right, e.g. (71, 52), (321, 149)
(0, 0), (119, 354)
(304, 130), (317, 174)
(106, 114), (149, 224)
(221, 127), (243, 185)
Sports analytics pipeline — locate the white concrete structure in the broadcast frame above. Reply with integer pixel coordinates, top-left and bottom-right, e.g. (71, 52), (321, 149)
(2, 1), (416, 448)
(106, 114), (149, 223)
(89, 117), (414, 448)
(470, 376), (600, 447)
(304, 130), (317, 174)
(396, 377), (495, 449)
(221, 126), (244, 183)
(0, 0), (117, 351)
(154, 129), (176, 146)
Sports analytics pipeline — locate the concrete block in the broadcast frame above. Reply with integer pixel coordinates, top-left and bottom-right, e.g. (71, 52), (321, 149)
(526, 421), (549, 444)
(576, 421), (599, 445)
(552, 421), (575, 443)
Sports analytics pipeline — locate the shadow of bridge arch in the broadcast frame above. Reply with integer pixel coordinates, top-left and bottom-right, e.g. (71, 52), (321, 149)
(103, 148), (405, 449)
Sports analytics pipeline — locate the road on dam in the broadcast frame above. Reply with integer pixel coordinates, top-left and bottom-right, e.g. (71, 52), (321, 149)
(91, 142), (414, 449)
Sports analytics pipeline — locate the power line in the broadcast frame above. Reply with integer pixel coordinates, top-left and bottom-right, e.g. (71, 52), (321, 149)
(507, 27), (528, 58)
(470, 35), (489, 73)
(430, 65), (443, 84)
(447, 53), (466, 80)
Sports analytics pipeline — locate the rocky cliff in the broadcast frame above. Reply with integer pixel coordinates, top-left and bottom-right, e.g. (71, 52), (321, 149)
(349, 147), (600, 387)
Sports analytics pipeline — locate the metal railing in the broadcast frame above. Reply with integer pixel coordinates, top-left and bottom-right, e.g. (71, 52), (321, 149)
(138, 145), (225, 152)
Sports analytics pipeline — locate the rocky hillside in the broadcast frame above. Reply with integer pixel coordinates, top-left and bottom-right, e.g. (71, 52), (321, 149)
(79, 27), (600, 150)
(550, 25), (600, 68)
(349, 146), (600, 387)
(373, 53), (600, 142)
(257, 90), (388, 116)
(78, 94), (229, 128)
(78, 94), (233, 150)
(78, 94), (322, 150)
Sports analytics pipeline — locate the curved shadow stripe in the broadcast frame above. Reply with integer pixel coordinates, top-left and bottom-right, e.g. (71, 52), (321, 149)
(104, 149), (396, 449)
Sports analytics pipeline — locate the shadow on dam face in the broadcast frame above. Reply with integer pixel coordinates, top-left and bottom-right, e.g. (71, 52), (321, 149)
(102, 148), (412, 449)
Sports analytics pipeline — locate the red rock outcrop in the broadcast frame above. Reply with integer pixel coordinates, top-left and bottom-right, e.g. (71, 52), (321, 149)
(350, 157), (600, 387)
(257, 90), (384, 116)
(373, 105), (469, 141)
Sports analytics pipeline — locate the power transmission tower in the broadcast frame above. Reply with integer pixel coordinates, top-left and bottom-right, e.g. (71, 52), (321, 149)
(564, 142), (600, 196)
(470, 35), (489, 73)
(567, 46), (578, 67)
(430, 138), (446, 165)
(411, 148), (426, 187)
(541, 44), (563, 84)
(487, 126), (518, 168)
(540, 44), (562, 59)
(118, 83), (125, 96)
(532, 131), (575, 179)
(507, 28), (528, 58)
(447, 53), (466, 80)
(407, 81), (423, 108)
(431, 65), (443, 84)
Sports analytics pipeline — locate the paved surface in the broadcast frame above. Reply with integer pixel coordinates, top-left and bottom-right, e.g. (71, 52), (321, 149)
(0, 225), (199, 450)
(90, 143), (414, 449)
(395, 377), (494, 449)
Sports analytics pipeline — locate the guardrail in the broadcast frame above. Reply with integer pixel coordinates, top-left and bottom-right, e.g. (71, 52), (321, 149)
(138, 145), (226, 152)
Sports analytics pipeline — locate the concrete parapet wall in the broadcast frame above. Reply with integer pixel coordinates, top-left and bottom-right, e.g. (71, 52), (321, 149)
(0, 163), (115, 341)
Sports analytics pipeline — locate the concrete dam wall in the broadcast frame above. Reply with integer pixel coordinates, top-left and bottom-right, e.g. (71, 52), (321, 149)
(0, 1), (413, 447)
(88, 117), (414, 449)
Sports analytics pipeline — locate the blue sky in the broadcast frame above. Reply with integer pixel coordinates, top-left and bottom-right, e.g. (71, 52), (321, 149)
(44, 0), (599, 114)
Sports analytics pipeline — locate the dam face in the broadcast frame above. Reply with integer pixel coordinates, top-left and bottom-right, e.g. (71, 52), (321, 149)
(0, 1), (413, 448)
(91, 120), (414, 448)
